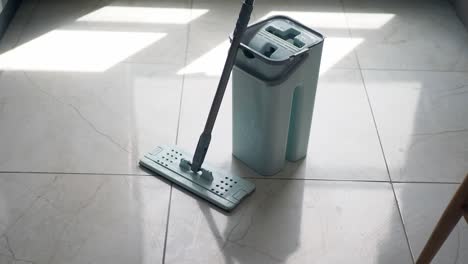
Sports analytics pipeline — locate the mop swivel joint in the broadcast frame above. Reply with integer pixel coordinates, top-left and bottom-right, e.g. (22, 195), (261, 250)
(180, 158), (214, 182)
(190, 132), (211, 173)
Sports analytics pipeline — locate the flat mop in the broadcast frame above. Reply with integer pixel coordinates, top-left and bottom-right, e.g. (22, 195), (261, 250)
(139, 0), (256, 211)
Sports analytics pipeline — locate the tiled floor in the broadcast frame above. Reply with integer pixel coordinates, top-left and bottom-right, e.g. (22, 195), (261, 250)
(0, 0), (467, 263)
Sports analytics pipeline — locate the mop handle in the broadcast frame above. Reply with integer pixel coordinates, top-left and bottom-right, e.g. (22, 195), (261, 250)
(191, 0), (255, 172)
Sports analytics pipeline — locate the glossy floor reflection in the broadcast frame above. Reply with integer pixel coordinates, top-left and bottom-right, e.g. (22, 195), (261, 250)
(165, 180), (412, 264)
(0, 173), (171, 264)
(0, 0), (467, 263)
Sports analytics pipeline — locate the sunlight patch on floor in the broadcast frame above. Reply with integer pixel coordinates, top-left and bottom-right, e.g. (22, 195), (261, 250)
(261, 11), (394, 29)
(0, 30), (166, 72)
(319, 37), (363, 75)
(78, 6), (209, 25)
(177, 40), (230, 76)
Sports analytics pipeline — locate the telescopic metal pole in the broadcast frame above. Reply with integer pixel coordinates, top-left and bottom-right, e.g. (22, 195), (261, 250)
(190, 0), (255, 172)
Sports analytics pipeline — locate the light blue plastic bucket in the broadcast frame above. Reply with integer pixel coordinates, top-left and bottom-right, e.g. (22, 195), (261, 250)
(232, 16), (324, 176)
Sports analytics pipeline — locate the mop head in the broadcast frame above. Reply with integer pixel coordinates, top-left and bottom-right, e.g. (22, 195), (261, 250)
(139, 145), (255, 211)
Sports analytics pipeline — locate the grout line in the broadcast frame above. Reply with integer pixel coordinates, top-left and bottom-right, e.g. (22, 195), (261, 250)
(0, 170), (462, 184)
(247, 177), (461, 184)
(162, 0), (194, 262)
(245, 176), (390, 183)
(174, 0), (195, 146)
(392, 180), (461, 185)
(390, 182), (416, 263)
(340, 1), (415, 263)
(248, 177), (462, 184)
(0, 170), (151, 177)
(161, 184), (173, 264)
(356, 60), (393, 181)
(361, 46), (419, 264)
(340, 0), (392, 183)
(360, 67), (468, 74)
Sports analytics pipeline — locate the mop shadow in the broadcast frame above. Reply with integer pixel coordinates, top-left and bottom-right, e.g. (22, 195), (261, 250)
(194, 157), (307, 264)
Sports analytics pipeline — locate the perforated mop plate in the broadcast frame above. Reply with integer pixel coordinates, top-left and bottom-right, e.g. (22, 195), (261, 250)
(139, 0), (256, 212)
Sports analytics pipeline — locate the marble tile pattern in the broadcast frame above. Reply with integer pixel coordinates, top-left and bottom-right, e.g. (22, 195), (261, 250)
(0, 0), (467, 263)
(343, 0), (468, 71)
(0, 173), (171, 264)
(364, 70), (468, 183)
(394, 183), (468, 264)
(165, 181), (413, 264)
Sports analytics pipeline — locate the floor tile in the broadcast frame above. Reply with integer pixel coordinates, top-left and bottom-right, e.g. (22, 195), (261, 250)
(364, 70), (468, 182)
(177, 69), (388, 181)
(14, 0), (192, 66)
(165, 180), (412, 264)
(0, 64), (182, 174)
(394, 183), (468, 263)
(343, 0), (468, 71)
(0, 173), (170, 264)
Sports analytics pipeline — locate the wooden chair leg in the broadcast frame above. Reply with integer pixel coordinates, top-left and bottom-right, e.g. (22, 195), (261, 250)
(415, 208), (463, 264)
(464, 206), (468, 223)
(416, 175), (468, 264)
